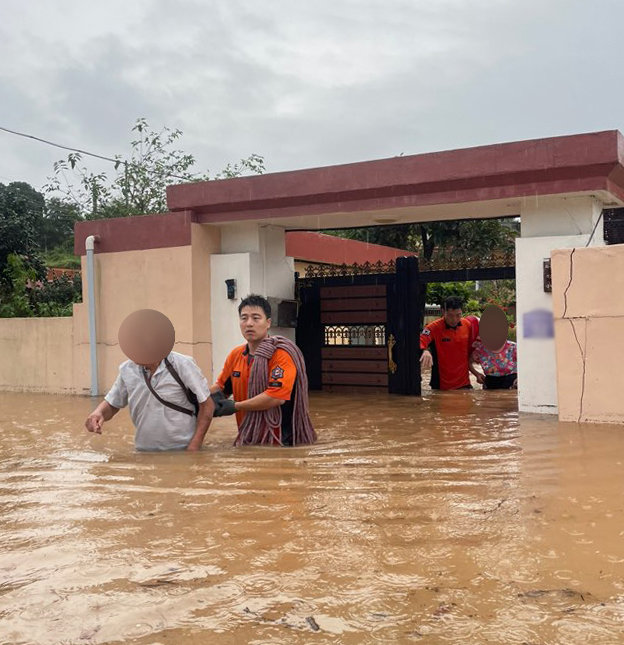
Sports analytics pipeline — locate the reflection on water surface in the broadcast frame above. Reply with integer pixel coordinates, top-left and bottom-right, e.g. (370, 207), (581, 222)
(1, 390), (624, 644)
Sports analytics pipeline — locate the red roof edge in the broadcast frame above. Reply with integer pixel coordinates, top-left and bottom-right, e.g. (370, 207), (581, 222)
(285, 231), (416, 265)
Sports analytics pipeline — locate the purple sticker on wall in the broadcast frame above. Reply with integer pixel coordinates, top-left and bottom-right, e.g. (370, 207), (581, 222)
(523, 308), (554, 339)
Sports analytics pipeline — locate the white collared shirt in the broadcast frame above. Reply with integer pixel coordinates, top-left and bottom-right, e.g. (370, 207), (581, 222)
(105, 352), (210, 451)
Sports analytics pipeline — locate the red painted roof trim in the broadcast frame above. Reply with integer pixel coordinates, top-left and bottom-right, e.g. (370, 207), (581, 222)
(166, 131), (624, 221)
(74, 211), (194, 255)
(285, 231), (416, 264)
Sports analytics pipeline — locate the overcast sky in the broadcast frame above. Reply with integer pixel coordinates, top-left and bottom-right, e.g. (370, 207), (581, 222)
(2, 0), (624, 192)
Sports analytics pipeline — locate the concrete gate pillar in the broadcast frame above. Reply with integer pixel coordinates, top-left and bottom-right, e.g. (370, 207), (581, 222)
(516, 196), (604, 414)
(209, 223), (295, 382)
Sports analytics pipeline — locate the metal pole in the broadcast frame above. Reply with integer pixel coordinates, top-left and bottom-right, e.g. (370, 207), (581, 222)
(86, 235), (99, 396)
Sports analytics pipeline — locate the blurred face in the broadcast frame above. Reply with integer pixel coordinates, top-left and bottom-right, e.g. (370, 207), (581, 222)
(118, 309), (175, 367)
(443, 308), (463, 328)
(239, 305), (271, 343)
(480, 304), (509, 351)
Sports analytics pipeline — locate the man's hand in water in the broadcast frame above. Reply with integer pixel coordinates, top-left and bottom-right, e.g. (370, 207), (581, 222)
(420, 349), (433, 370)
(85, 411), (104, 434)
(85, 401), (118, 435)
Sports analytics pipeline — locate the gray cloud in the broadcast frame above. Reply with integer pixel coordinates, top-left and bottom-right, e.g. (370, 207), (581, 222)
(2, 0), (624, 191)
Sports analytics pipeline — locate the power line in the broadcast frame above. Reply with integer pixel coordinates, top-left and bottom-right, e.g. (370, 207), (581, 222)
(0, 125), (124, 164)
(0, 124), (200, 183)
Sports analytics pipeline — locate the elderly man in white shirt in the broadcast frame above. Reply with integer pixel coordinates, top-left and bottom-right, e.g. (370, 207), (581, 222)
(85, 310), (214, 451)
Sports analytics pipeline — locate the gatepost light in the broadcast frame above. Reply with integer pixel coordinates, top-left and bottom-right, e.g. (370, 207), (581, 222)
(543, 258), (552, 293)
(225, 278), (237, 300)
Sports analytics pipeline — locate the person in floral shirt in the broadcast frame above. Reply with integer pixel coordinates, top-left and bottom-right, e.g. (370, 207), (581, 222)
(470, 304), (517, 389)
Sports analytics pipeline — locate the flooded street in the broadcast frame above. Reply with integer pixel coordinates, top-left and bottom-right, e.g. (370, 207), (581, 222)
(1, 390), (624, 644)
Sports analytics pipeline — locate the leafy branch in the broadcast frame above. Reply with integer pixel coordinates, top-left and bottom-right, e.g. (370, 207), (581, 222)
(44, 117), (265, 219)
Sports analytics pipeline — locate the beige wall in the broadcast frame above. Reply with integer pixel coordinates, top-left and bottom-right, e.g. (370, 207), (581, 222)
(80, 224), (221, 394)
(0, 223), (221, 396)
(0, 317), (75, 393)
(80, 244), (195, 393)
(552, 244), (624, 424)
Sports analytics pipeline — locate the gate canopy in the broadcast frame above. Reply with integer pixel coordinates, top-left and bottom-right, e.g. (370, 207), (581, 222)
(166, 130), (624, 230)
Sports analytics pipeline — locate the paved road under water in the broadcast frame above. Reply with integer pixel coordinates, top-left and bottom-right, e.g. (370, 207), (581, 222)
(1, 389), (624, 644)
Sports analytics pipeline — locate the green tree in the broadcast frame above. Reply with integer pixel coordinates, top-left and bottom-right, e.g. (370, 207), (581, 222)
(40, 243), (81, 270)
(0, 181), (47, 318)
(330, 223), (419, 251)
(45, 117), (265, 219)
(37, 198), (83, 252)
(0, 183), (83, 315)
(0, 254), (36, 317)
(425, 219), (517, 262)
(0, 182), (45, 277)
(37, 198), (83, 269)
(426, 281), (478, 308)
(324, 218), (518, 262)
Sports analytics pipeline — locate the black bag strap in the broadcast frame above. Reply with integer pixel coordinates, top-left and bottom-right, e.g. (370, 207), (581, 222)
(164, 357), (200, 416)
(142, 365), (195, 417)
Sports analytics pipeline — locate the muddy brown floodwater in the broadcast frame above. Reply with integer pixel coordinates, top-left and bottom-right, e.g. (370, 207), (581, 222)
(1, 390), (624, 645)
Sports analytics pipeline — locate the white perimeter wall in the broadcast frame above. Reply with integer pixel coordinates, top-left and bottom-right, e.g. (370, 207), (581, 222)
(210, 224), (295, 382)
(516, 196), (604, 414)
(516, 234), (589, 413)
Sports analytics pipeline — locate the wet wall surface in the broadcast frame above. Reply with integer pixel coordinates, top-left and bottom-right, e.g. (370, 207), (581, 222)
(1, 390), (624, 644)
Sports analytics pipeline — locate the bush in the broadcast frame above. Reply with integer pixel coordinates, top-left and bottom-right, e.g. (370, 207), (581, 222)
(40, 240), (81, 269)
(30, 273), (82, 316)
(0, 254), (82, 317)
(0, 254), (35, 317)
(426, 281), (477, 307)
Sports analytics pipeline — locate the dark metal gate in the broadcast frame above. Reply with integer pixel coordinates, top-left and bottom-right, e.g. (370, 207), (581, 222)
(296, 256), (421, 395)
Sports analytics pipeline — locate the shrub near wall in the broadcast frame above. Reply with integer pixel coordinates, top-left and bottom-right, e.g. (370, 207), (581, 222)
(0, 254), (81, 318)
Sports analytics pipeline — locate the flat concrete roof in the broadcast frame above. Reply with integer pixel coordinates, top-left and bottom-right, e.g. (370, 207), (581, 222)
(76, 130), (624, 254)
(167, 130), (624, 229)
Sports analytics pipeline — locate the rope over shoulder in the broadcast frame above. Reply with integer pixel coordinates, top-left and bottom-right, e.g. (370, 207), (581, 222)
(235, 335), (317, 446)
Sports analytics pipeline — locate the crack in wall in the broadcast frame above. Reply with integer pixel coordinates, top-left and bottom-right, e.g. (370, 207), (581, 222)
(568, 317), (587, 423)
(561, 247), (587, 423)
(562, 247), (575, 319)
